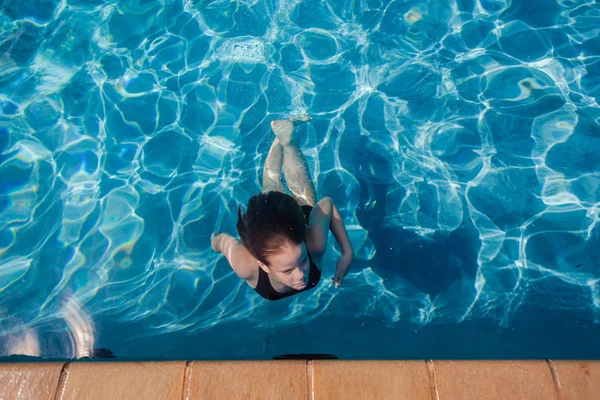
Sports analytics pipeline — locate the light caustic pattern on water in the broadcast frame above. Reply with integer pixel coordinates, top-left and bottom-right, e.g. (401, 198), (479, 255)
(1, 0), (600, 357)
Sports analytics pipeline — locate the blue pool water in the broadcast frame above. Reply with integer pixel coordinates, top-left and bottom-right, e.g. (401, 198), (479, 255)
(1, 0), (600, 360)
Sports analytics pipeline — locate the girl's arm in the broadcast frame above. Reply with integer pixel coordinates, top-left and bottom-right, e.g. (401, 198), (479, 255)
(306, 197), (355, 287)
(211, 233), (255, 280)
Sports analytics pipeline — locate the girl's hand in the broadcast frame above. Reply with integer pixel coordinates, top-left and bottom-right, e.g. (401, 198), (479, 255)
(332, 278), (343, 289)
(333, 251), (354, 289)
(211, 233), (222, 252)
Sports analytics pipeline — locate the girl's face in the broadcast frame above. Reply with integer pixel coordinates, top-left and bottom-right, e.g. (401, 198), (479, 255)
(259, 242), (310, 290)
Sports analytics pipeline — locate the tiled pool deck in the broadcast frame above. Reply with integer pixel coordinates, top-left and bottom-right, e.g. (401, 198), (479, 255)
(1, 360), (598, 399)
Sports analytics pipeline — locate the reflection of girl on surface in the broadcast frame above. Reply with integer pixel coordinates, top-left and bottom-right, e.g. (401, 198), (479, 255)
(211, 117), (354, 300)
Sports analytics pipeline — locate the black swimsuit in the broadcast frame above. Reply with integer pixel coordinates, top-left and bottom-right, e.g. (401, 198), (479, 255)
(254, 205), (322, 301)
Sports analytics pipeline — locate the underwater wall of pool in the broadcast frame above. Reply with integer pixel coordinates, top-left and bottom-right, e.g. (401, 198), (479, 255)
(1, 0), (600, 360)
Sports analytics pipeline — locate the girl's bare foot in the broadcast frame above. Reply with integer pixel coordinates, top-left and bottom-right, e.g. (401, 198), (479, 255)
(270, 120), (294, 146)
(270, 115), (311, 146)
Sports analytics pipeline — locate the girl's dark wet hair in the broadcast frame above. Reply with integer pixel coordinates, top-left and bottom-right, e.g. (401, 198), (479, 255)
(236, 191), (306, 266)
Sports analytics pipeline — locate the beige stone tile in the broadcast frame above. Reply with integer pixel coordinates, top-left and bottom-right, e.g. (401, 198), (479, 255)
(0, 362), (64, 400)
(551, 360), (600, 400)
(433, 360), (557, 400)
(311, 360), (432, 400)
(186, 361), (306, 400)
(59, 361), (186, 400)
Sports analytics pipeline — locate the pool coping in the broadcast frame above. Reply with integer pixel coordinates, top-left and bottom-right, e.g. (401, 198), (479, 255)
(1, 359), (598, 399)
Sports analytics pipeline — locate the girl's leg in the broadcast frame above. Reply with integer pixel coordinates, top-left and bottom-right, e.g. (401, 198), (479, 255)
(262, 138), (285, 193)
(270, 120), (317, 206)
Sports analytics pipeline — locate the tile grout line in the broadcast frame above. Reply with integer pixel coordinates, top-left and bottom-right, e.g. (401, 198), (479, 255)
(53, 362), (71, 400)
(426, 360), (440, 400)
(547, 359), (563, 400)
(305, 360), (309, 400)
(181, 361), (194, 400)
(307, 360), (315, 400)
